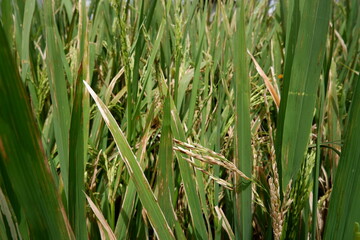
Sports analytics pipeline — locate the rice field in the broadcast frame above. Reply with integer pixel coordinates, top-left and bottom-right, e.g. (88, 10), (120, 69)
(0, 0), (359, 239)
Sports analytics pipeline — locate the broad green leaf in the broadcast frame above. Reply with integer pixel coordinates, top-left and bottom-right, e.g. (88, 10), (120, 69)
(275, 0), (331, 189)
(0, 24), (74, 239)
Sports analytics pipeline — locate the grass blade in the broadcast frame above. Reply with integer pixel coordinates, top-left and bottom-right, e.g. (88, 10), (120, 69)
(0, 24), (74, 239)
(233, 1), (253, 239)
(85, 194), (116, 240)
(68, 72), (87, 238)
(186, 12), (205, 132)
(67, 0), (88, 237)
(20, 0), (36, 82)
(0, 187), (21, 239)
(157, 94), (186, 240)
(43, 0), (71, 197)
(114, 102), (158, 239)
(275, 0), (331, 189)
(84, 81), (175, 240)
(311, 81), (325, 239)
(248, 50), (280, 109)
(157, 72), (209, 239)
(324, 75), (360, 239)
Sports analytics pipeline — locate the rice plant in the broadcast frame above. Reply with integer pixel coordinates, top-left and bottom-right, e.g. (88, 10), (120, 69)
(0, 0), (359, 239)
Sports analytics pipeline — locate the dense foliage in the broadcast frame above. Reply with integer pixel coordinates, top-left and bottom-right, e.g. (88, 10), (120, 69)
(0, 0), (359, 239)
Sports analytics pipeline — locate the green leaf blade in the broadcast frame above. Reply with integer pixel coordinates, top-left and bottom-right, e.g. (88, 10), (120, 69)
(0, 23), (74, 240)
(84, 81), (175, 240)
(276, 0), (331, 189)
(324, 75), (360, 239)
(233, 1), (253, 239)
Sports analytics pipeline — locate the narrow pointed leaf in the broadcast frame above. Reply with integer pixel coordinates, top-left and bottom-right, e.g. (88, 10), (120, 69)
(84, 81), (175, 240)
(233, 1), (253, 239)
(324, 75), (360, 239)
